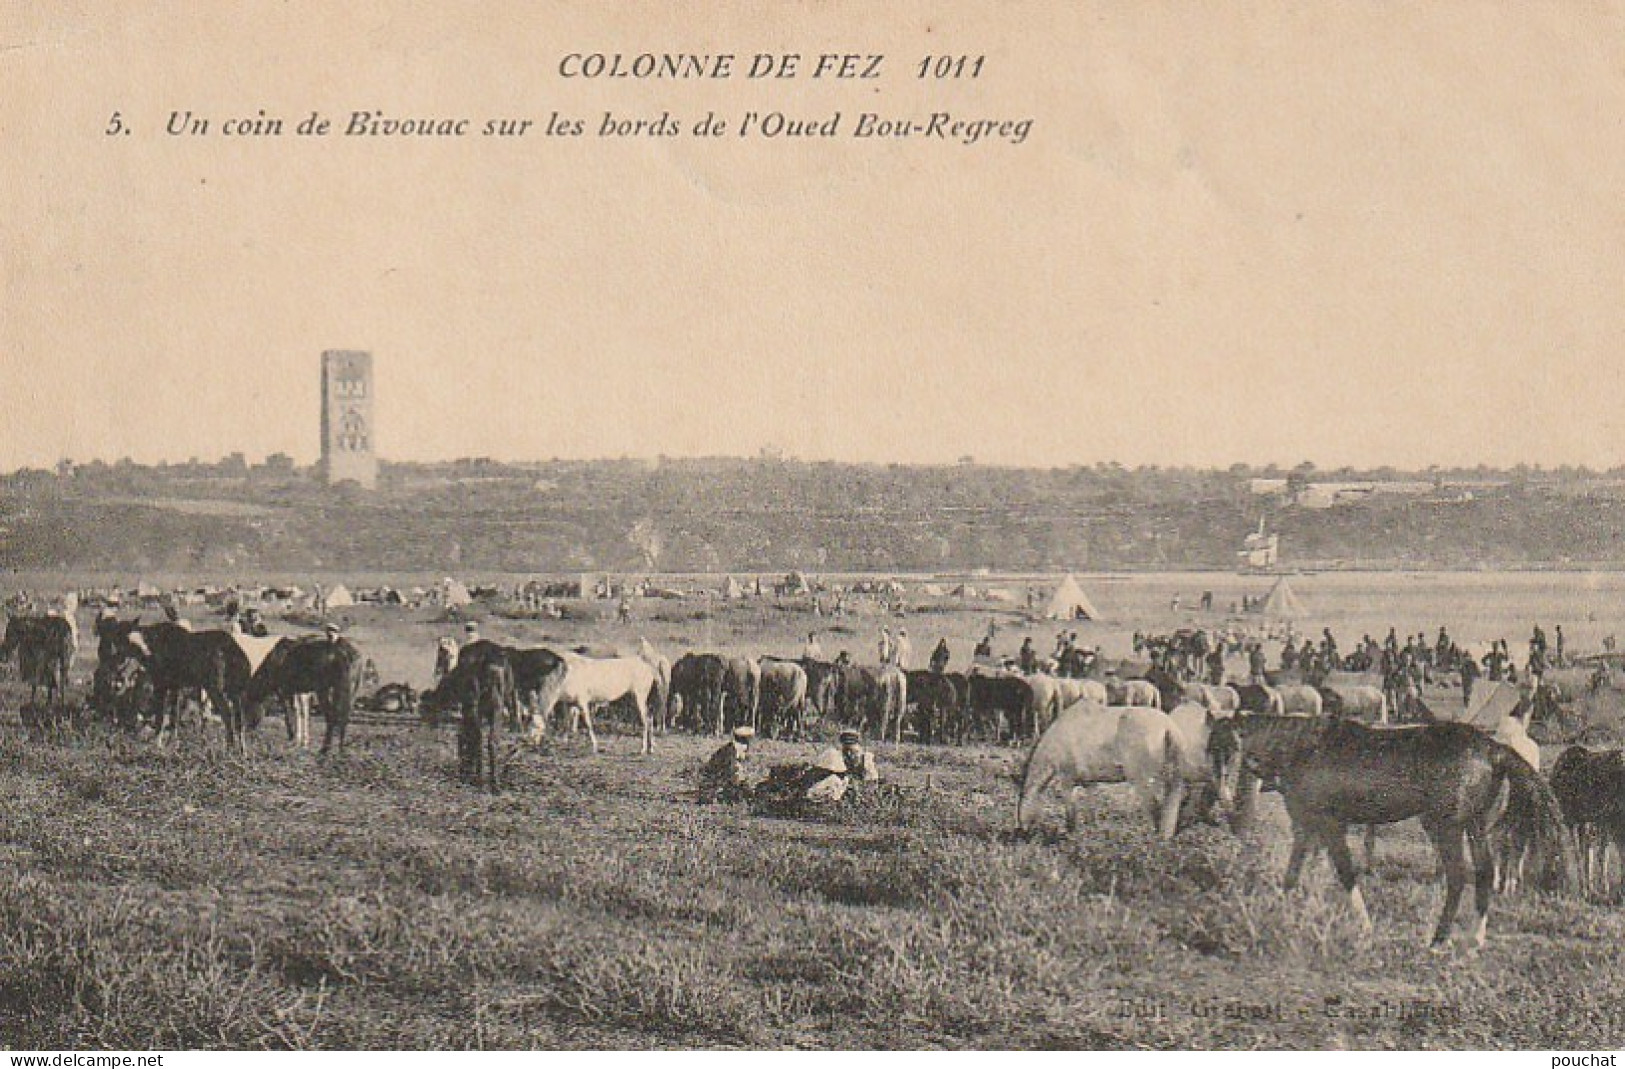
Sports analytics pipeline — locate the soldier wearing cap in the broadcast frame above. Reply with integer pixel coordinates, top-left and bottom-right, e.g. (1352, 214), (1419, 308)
(699, 725), (758, 802)
(323, 622), (341, 642)
(802, 728), (880, 803)
(462, 620), (480, 644)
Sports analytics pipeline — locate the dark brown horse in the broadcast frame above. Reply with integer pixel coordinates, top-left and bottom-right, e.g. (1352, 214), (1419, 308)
(98, 620), (253, 754)
(244, 635), (365, 755)
(1208, 715), (1573, 950)
(1549, 745), (1625, 897)
(1, 615), (76, 730)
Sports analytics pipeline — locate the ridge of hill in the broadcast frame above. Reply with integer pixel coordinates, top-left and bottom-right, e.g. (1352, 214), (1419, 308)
(4, 459), (1624, 573)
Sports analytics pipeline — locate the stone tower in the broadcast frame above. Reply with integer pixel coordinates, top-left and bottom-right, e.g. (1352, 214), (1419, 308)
(319, 350), (377, 489)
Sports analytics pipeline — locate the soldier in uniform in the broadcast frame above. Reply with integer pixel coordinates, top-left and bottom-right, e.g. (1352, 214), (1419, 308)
(801, 728), (880, 804)
(698, 726), (758, 803)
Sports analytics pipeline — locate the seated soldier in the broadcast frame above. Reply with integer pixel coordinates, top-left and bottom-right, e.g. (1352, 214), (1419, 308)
(698, 726), (758, 802)
(801, 728), (880, 804)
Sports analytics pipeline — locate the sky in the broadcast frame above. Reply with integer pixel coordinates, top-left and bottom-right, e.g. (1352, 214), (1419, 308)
(5, 2), (1625, 471)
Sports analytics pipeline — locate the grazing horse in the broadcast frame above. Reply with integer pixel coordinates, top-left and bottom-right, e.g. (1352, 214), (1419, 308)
(1274, 684), (1324, 717)
(1016, 700), (1124, 832)
(101, 621), (254, 754)
(757, 657), (809, 738)
(1322, 684), (1388, 723)
(1549, 745), (1625, 897)
(1016, 701), (1212, 836)
(244, 635), (365, 755)
(905, 669), (961, 744)
(966, 669), (1035, 742)
(1208, 715), (1573, 949)
(670, 652), (728, 733)
(1114, 703), (1217, 839)
(541, 652), (659, 754)
(1120, 679), (1163, 709)
(1, 615), (76, 727)
(1232, 684), (1285, 716)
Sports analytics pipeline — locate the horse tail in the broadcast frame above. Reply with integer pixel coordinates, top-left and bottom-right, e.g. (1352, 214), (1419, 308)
(1494, 742), (1576, 894)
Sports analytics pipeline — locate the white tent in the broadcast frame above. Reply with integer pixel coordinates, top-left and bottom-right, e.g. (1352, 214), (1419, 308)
(323, 583), (355, 608)
(1044, 574), (1101, 620)
(440, 577), (473, 607)
(1259, 576), (1307, 619)
(719, 576), (744, 600)
(1456, 680), (1523, 729)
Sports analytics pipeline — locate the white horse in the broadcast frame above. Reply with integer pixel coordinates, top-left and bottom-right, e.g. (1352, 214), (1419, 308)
(1016, 701), (1212, 837)
(1492, 711), (1542, 893)
(1121, 679), (1162, 709)
(1325, 684), (1388, 723)
(1114, 703), (1214, 840)
(1275, 684), (1323, 717)
(538, 653), (659, 754)
(1016, 701), (1123, 832)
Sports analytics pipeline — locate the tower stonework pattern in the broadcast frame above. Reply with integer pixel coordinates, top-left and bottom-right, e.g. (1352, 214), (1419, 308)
(320, 350), (377, 489)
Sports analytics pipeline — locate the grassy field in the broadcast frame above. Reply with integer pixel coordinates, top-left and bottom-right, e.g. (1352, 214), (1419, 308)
(4, 575), (1625, 1049)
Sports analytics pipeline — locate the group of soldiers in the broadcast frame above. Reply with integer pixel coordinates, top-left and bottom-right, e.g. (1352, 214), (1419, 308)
(697, 724), (880, 808)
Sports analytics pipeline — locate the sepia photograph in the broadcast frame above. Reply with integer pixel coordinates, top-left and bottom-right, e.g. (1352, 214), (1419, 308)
(5, 1), (1625, 1055)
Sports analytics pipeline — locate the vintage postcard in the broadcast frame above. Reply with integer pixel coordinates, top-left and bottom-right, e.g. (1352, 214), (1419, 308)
(4, 2), (1625, 1056)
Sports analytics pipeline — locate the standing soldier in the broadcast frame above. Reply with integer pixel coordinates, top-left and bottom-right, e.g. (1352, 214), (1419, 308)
(893, 628), (913, 670)
(1460, 652), (1480, 709)
(929, 638), (951, 674)
(878, 626), (893, 667)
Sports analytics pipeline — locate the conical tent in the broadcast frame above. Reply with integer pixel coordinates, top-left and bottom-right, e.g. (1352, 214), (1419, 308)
(1457, 680), (1523, 729)
(720, 576), (744, 599)
(324, 584), (355, 608)
(440, 578), (472, 607)
(1044, 574), (1102, 620)
(1259, 576), (1307, 618)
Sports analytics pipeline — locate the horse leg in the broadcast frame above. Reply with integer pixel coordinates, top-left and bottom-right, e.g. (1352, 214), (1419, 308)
(1157, 778), (1187, 841)
(1423, 821), (1468, 950)
(1464, 827), (1494, 950)
(485, 710), (499, 792)
(1282, 824), (1313, 892)
(1362, 824), (1378, 870)
(583, 704), (599, 754)
(1064, 785), (1082, 833)
(635, 693), (652, 755)
(1319, 822), (1374, 935)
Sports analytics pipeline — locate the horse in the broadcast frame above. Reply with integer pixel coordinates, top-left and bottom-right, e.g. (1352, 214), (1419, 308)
(100, 620), (254, 754)
(1548, 745), (1625, 898)
(1274, 684), (1323, 717)
(543, 652), (659, 754)
(1114, 703), (1218, 839)
(244, 635), (365, 755)
(1, 615), (76, 730)
(1321, 683), (1388, 723)
(1207, 715), (1573, 949)
(1016, 701), (1212, 837)
(966, 668), (1035, 742)
(1025, 673), (1064, 736)
(1016, 700), (1124, 832)
(670, 652), (728, 733)
(758, 657), (809, 739)
(1120, 679), (1163, 709)
(905, 669), (961, 744)
(450, 640), (566, 732)
(719, 655), (759, 734)
(1232, 683), (1285, 716)
(1491, 710), (1542, 893)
